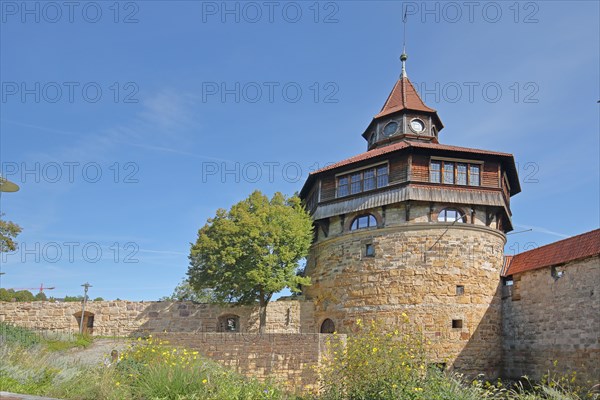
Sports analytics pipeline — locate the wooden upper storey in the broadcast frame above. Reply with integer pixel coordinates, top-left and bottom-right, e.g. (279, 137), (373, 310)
(300, 141), (520, 232)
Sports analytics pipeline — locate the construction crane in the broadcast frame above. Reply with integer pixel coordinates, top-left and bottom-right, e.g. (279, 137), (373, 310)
(12, 283), (56, 293)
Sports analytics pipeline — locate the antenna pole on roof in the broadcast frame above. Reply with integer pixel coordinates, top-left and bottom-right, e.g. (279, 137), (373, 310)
(400, 8), (408, 79)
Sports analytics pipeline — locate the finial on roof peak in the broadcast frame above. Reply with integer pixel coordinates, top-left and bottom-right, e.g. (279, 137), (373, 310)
(400, 51), (408, 79)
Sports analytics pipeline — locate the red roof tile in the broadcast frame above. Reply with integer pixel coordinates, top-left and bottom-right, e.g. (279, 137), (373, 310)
(375, 77), (436, 118)
(310, 141), (514, 175)
(504, 229), (600, 276)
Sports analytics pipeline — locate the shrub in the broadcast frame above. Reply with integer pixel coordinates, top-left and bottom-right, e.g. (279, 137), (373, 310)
(115, 336), (288, 400)
(0, 322), (41, 347)
(317, 317), (434, 400)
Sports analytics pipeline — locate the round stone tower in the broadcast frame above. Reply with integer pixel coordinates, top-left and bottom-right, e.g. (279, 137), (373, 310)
(299, 53), (520, 378)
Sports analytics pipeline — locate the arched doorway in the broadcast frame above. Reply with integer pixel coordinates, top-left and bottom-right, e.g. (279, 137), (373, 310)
(73, 311), (95, 335)
(320, 318), (335, 333)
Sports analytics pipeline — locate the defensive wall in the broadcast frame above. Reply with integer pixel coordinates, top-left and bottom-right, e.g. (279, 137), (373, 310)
(0, 299), (316, 336)
(502, 255), (600, 385)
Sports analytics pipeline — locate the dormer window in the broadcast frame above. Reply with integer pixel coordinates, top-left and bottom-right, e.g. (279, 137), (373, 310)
(336, 165), (388, 198)
(368, 132), (376, 146)
(383, 121), (399, 137)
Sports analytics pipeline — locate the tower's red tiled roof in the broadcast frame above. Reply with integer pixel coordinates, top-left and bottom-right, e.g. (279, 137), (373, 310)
(504, 229), (600, 276)
(310, 141), (513, 175)
(375, 77), (436, 118)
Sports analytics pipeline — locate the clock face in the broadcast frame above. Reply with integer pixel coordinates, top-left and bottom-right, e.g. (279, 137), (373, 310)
(383, 121), (399, 137)
(410, 119), (425, 133)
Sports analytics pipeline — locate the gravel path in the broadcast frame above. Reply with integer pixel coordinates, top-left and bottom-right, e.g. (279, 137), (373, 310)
(53, 338), (130, 366)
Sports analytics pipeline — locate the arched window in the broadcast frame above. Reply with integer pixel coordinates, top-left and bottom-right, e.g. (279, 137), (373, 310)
(320, 318), (335, 334)
(217, 314), (240, 332)
(437, 208), (466, 223)
(350, 214), (377, 230)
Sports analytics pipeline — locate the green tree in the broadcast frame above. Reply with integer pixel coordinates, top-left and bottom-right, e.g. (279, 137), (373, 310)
(13, 290), (35, 302)
(0, 288), (14, 301)
(160, 279), (217, 303)
(63, 295), (84, 302)
(188, 191), (313, 333)
(0, 213), (22, 253)
(34, 292), (47, 301)
(93, 297), (104, 301)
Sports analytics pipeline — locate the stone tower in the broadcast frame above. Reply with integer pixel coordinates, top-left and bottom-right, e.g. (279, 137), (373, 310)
(299, 54), (520, 378)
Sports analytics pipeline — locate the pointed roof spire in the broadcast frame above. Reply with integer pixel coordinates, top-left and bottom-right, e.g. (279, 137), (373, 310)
(375, 75), (436, 118)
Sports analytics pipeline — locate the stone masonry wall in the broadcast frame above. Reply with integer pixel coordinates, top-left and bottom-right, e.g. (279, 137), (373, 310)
(153, 332), (341, 391)
(502, 255), (600, 385)
(305, 222), (506, 379)
(0, 299), (315, 336)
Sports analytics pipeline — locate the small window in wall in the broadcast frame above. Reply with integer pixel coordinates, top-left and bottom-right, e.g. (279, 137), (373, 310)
(456, 285), (464, 296)
(350, 214), (377, 230)
(218, 315), (240, 332)
(438, 208), (466, 223)
(365, 243), (375, 257)
(551, 266), (565, 280)
(452, 319), (463, 329)
(320, 318), (335, 334)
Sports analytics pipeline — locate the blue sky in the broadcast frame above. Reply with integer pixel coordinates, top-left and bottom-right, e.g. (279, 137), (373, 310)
(1, 1), (598, 300)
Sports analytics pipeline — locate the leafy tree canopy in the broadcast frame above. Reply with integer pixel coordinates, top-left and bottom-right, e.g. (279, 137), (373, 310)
(188, 191), (313, 332)
(0, 288), (35, 302)
(0, 213), (22, 253)
(160, 279), (217, 303)
(63, 295), (84, 302)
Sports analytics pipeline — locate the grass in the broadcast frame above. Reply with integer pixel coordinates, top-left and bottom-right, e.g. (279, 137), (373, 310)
(0, 322), (597, 400)
(44, 334), (94, 352)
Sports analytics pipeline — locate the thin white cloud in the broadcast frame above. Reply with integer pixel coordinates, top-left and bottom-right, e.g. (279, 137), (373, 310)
(513, 224), (569, 239)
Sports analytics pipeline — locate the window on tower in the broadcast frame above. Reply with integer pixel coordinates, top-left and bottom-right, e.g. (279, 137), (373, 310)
(429, 160), (481, 187)
(350, 214), (377, 230)
(336, 165), (389, 198)
(438, 208), (466, 223)
(430, 161), (441, 183)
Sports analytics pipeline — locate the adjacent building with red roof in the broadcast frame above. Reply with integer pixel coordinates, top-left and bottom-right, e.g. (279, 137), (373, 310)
(501, 229), (599, 383)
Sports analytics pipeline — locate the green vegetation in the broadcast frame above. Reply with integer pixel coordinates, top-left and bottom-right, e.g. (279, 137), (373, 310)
(0, 288), (36, 302)
(316, 319), (598, 400)
(188, 191), (313, 332)
(0, 212), (21, 253)
(63, 295), (84, 302)
(1, 327), (292, 400)
(0, 322), (42, 347)
(0, 323), (596, 400)
(160, 279), (217, 303)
